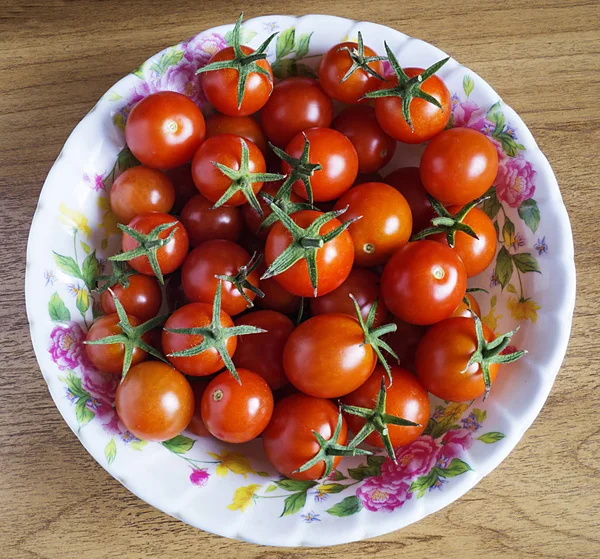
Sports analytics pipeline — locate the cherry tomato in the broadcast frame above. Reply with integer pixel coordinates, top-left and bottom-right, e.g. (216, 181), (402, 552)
(332, 106), (396, 173)
(162, 302), (237, 376)
(451, 293), (482, 318)
(260, 77), (333, 147)
(166, 164), (199, 213)
(385, 167), (434, 233)
(205, 112), (267, 154)
(181, 240), (260, 316)
(256, 260), (302, 315)
(416, 317), (498, 401)
(201, 46), (273, 117)
(265, 210), (354, 297)
(180, 194), (243, 247)
(262, 394), (348, 480)
(310, 268), (388, 327)
(100, 274), (162, 322)
(334, 182), (412, 266)
(381, 240), (467, 325)
(188, 379), (211, 437)
(201, 368), (274, 443)
(342, 365), (430, 448)
(125, 91), (205, 170)
(382, 316), (427, 372)
(373, 69), (451, 144)
(116, 361), (194, 442)
(420, 128), (499, 205)
(233, 311), (294, 390)
(284, 128), (358, 202)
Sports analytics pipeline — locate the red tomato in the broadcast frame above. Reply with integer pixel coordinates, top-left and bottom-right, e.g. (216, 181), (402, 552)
(262, 394), (348, 480)
(166, 164), (199, 213)
(260, 77), (333, 147)
(188, 379), (212, 438)
(332, 106), (396, 173)
(382, 316), (427, 372)
(451, 293), (482, 318)
(100, 274), (162, 322)
(385, 167), (434, 233)
(420, 128), (499, 205)
(256, 261), (302, 314)
(125, 91), (205, 170)
(381, 240), (467, 325)
(116, 361), (194, 442)
(205, 113), (267, 154)
(201, 368), (274, 443)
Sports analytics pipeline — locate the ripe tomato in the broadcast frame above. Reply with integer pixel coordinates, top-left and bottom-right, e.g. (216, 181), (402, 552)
(332, 106), (396, 173)
(416, 317), (498, 401)
(166, 164), (199, 213)
(188, 379), (212, 437)
(382, 316), (427, 372)
(381, 240), (467, 325)
(342, 365), (430, 448)
(310, 268), (388, 327)
(262, 394), (348, 480)
(233, 310), (294, 390)
(420, 128), (499, 205)
(125, 91), (205, 170)
(201, 368), (274, 443)
(260, 77), (333, 147)
(283, 313), (377, 398)
(116, 361), (194, 442)
(284, 128), (358, 202)
(334, 182), (412, 266)
(385, 167), (434, 233)
(100, 274), (162, 322)
(180, 194), (243, 247)
(205, 112), (267, 154)
(451, 293), (482, 318)
(256, 261), (302, 314)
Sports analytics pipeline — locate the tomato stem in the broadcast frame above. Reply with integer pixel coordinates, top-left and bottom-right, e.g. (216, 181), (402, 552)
(214, 251), (265, 309)
(258, 190), (314, 231)
(337, 31), (387, 82)
(95, 261), (138, 292)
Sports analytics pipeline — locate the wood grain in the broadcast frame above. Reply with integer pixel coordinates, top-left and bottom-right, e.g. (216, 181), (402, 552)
(0, 0), (598, 557)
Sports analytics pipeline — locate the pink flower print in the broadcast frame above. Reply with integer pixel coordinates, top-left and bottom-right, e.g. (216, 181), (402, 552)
(160, 59), (204, 106)
(452, 99), (494, 134)
(48, 322), (90, 371)
(81, 366), (118, 406)
(83, 172), (106, 192)
(189, 468), (210, 487)
(438, 428), (473, 461)
(495, 153), (536, 208)
(383, 436), (440, 480)
(356, 476), (412, 512)
(183, 32), (228, 67)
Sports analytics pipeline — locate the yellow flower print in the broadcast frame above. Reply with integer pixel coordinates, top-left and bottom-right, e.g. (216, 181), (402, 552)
(97, 196), (120, 248)
(482, 305), (502, 333)
(227, 484), (261, 512)
(507, 296), (541, 323)
(208, 449), (256, 478)
(58, 203), (91, 239)
(443, 402), (469, 422)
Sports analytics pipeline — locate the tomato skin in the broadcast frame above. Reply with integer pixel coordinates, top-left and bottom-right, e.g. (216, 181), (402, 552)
(382, 316), (427, 372)
(233, 311), (294, 390)
(284, 128), (358, 202)
(451, 293), (482, 318)
(260, 77), (333, 147)
(161, 302), (237, 376)
(381, 240), (467, 325)
(385, 167), (434, 233)
(201, 46), (273, 117)
(334, 182), (412, 266)
(125, 91), (206, 170)
(121, 213), (189, 278)
(373, 69), (451, 144)
(100, 274), (163, 322)
(283, 313), (377, 398)
(166, 164), (199, 213)
(188, 379), (212, 437)
(191, 134), (266, 206)
(342, 365), (430, 448)
(256, 261), (302, 314)
(205, 112), (268, 154)
(310, 268), (388, 327)
(416, 317), (499, 401)
(116, 361), (194, 442)
(265, 210), (355, 297)
(180, 194), (243, 247)
(420, 128), (499, 205)
(332, 106), (396, 173)
(262, 394), (348, 480)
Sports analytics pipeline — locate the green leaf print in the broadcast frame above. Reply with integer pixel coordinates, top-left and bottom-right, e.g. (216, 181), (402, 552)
(518, 199), (541, 233)
(48, 292), (71, 322)
(477, 432), (505, 443)
(440, 458), (472, 477)
(495, 246), (514, 289)
(275, 479), (317, 492)
(295, 33), (313, 59)
(512, 252), (541, 273)
(317, 483), (346, 494)
(472, 408), (487, 423)
(326, 495), (363, 517)
(281, 491), (308, 517)
(80, 241), (91, 254)
(225, 28), (257, 45)
(481, 187), (501, 219)
(462, 75), (474, 98)
(53, 252), (82, 280)
(348, 464), (380, 481)
(276, 27), (295, 59)
(150, 48), (184, 75)
(82, 251), (101, 291)
(129, 439), (148, 451)
(75, 397), (94, 428)
(329, 470), (348, 481)
(65, 370), (90, 399)
(409, 469), (439, 498)
(271, 59), (317, 79)
(162, 435), (195, 454)
(105, 439), (117, 465)
(75, 288), (90, 316)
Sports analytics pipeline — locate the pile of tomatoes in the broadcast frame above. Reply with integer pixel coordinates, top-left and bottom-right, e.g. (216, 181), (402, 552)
(86, 15), (524, 481)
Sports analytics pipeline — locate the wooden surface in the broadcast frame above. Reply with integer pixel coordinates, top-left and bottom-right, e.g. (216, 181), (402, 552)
(1, 0), (598, 557)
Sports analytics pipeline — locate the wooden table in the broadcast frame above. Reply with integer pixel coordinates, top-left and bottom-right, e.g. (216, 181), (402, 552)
(1, 1), (598, 557)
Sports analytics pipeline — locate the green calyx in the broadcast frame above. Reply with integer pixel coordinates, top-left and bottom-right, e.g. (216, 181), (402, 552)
(364, 42), (449, 131)
(164, 281), (266, 384)
(343, 378), (420, 462)
(258, 189), (314, 232)
(84, 291), (168, 378)
(260, 203), (359, 297)
(109, 221), (179, 285)
(338, 31), (387, 82)
(95, 260), (137, 293)
(214, 251), (265, 309)
(212, 138), (284, 215)
(195, 12), (277, 109)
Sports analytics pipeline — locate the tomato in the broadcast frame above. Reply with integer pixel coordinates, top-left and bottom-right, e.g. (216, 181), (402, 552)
(180, 194), (243, 247)
(284, 128), (358, 202)
(385, 167), (434, 233)
(205, 112), (267, 154)
(256, 261), (302, 314)
(334, 182), (412, 266)
(260, 77), (333, 147)
(100, 274), (162, 322)
(264, 210), (354, 297)
(262, 394), (348, 480)
(451, 293), (482, 318)
(342, 365), (430, 448)
(382, 316), (427, 372)
(310, 268), (388, 327)
(332, 106), (396, 173)
(233, 311), (294, 390)
(116, 361), (194, 442)
(420, 128), (499, 205)
(201, 368), (274, 443)
(166, 164), (199, 213)
(381, 240), (467, 325)
(283, 313), (377, 398)
(181, 240), (260, 316)
(125, 91), (205, 170)
(188, 379), (212, 437)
